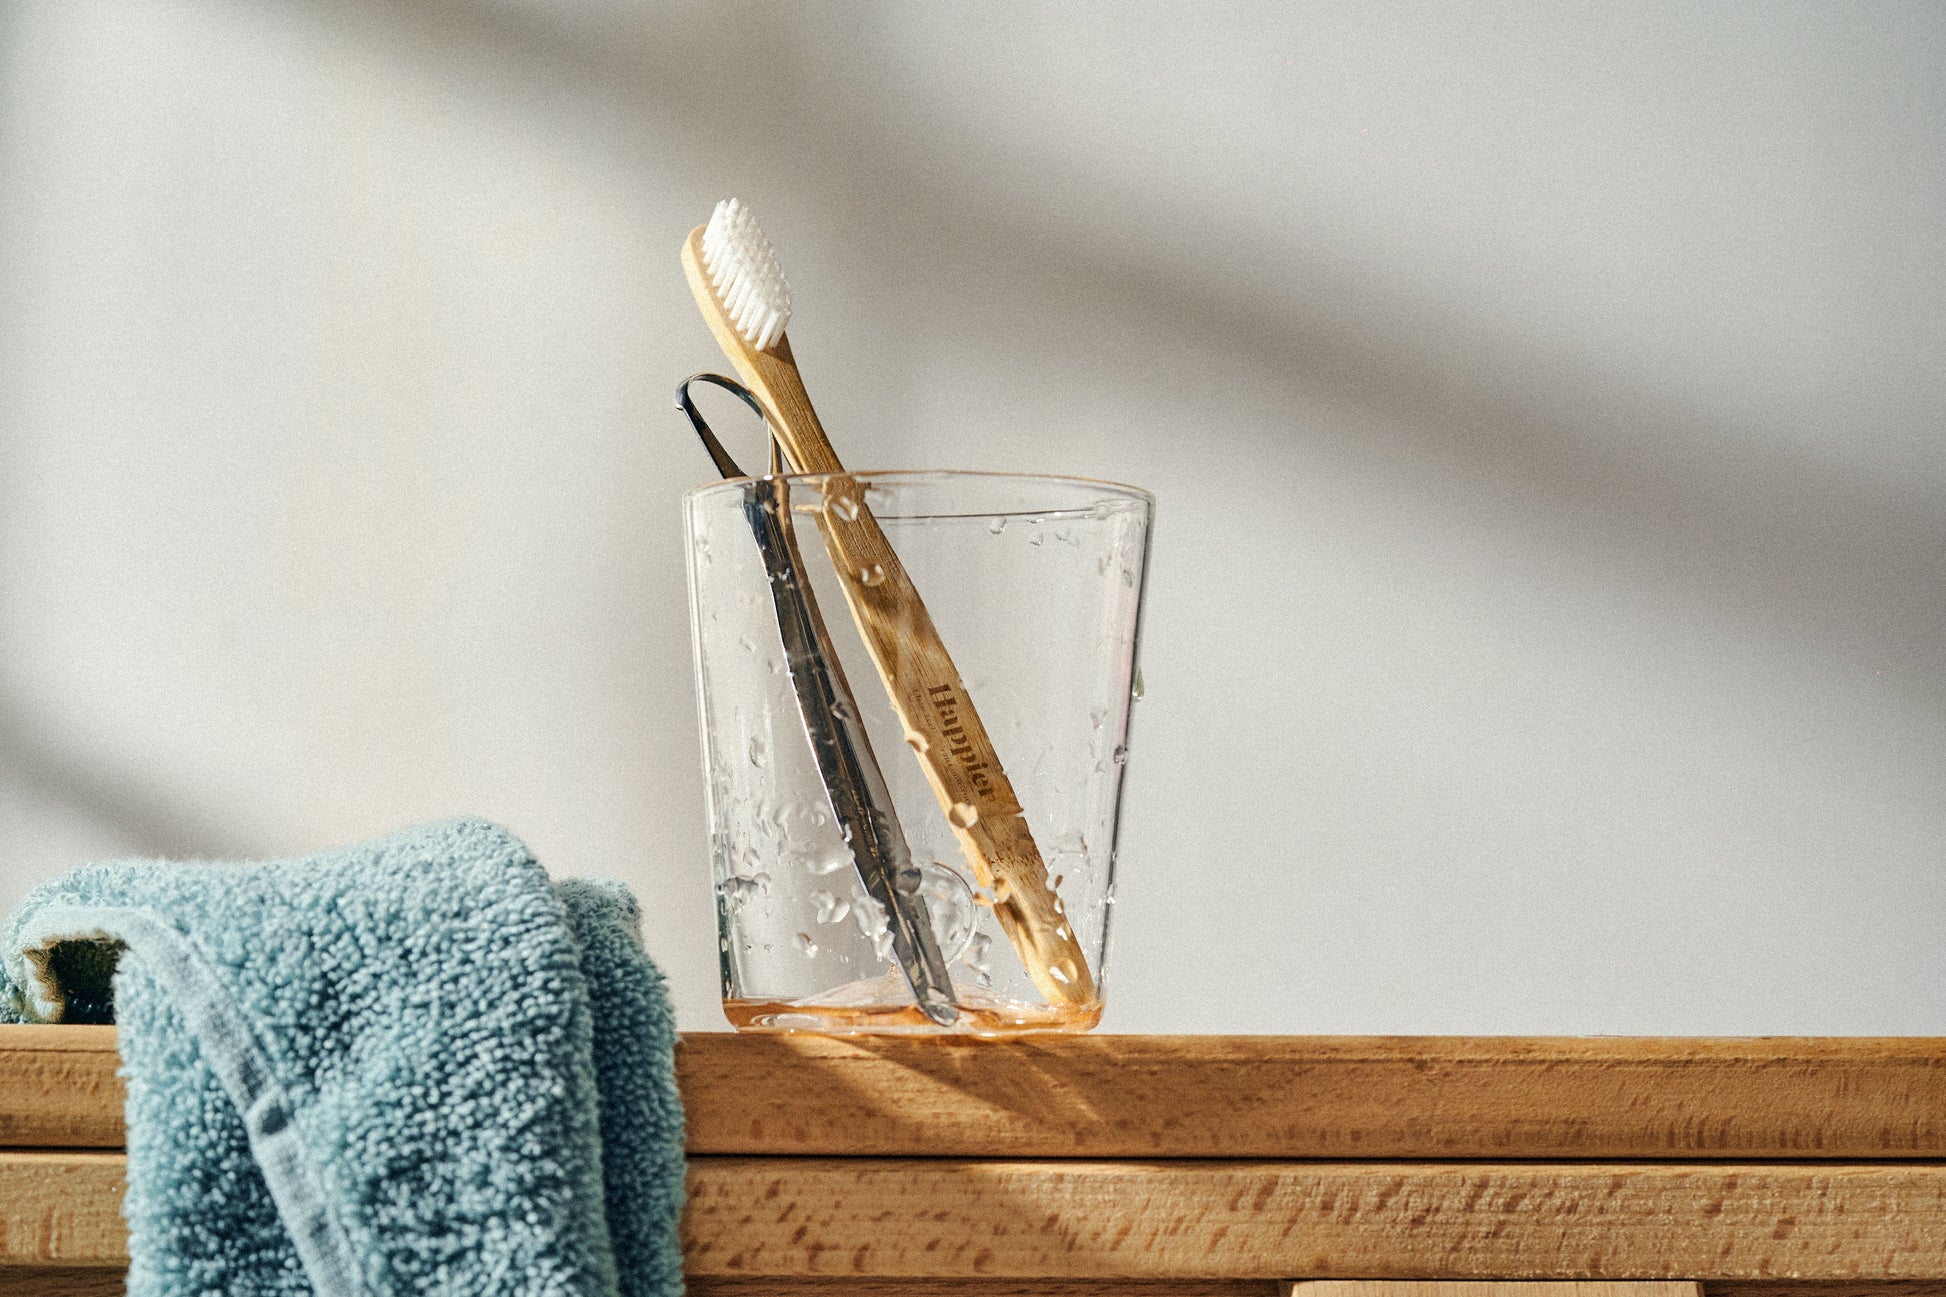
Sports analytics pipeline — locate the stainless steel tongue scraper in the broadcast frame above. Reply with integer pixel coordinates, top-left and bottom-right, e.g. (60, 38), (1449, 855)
(679, 374), (960, 1026)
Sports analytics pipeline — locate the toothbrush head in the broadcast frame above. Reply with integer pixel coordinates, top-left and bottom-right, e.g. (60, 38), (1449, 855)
(700, 198), (793, 353)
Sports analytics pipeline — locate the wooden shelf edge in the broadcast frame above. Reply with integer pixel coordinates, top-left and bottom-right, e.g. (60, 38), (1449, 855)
(6, 1027), (1944, 1160)
(11, 1278), (1946, 1297)
(9, 1152), (1946, 1278)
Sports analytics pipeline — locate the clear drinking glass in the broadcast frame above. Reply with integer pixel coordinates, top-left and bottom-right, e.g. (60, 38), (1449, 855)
(685, 470), (1152, 1034)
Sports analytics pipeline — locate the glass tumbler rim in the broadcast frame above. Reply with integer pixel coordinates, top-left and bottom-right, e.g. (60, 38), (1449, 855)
(683, 467), (1155, 513)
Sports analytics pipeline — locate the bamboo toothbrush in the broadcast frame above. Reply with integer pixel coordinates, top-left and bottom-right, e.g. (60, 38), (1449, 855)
(682, 199), (1095, 1007)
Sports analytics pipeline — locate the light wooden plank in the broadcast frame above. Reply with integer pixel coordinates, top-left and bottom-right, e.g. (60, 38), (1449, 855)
(680, 1159), (1946, 1280)
(692, 1277), (1284, 1285)
(1299, 1277), (1696, 1285)
(0, 1269), (125, 1296)
(0, 1153), (126, 1266)
(1709, 1287), (1946, 1297)
(3, 1276), (1943, 1297)
(549, 1287), (1946, 1297)
(0, 1026), (122, 1149)
(9, 1151), (1946, 1279)
(6, 1028), (1946, 1160)
(674, 1032), (1946, 1158)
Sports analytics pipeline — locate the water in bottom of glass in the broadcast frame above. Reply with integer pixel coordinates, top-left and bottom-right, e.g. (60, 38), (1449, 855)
(722, 982), (1104, 1036)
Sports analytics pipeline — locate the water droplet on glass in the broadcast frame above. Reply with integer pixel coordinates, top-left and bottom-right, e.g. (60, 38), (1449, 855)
(725, 873), (771, 908)
(1096, 555), (1110, 574)
(853, 894), (893, 961)
(1132, 668), (1146, 701)
(748, 738), (767, 768)
(964, 932), (992, 971)
(1112, 745), (1129, 766)
(1120, 566), (1134, 587)
(857, 563), (886, 587)
(806, 848), (849, 876)
(1048, 962), (1073, 985)
(831, 698), (854, 720)
(948, 802), (980, 829)
(813, 890), (851, 925)
(1089, 706), (1107, 731)
(919, 862), (978, 960)
(1048, 847), (1086, 894)
(987, 516), (1007, 535)
(828, 493), (860, 522)
(738, 635), (757, 653)
(1028, 531), (1046, 547)
(794, 932), (818, 957)
(904, 731), (930, 755)
(894, 865), (923, 895)
(853, 894), (884, 934)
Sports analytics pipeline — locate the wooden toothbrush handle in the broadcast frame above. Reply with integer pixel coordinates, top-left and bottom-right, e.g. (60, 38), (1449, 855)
(814, 496), (1097, 1005)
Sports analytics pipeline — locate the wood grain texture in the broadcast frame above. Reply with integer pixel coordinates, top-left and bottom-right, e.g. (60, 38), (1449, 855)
(8, 1029), (1946, 1160)
(1708, 1289), (1946, 1297)
(0, 1153), (126, 1266)
(666, 1289), (1946, 1297)
(680, 1159), (1946, 1280)
(0, 1269), (125, 1296)
(674, 1033), (1946, 1159)
(1289, 1285), (1700, 1297)
(684, 1277), (1276, 1285)
(681, 224), (1096, 1007)
(0, 1026), (121, 1149)
(1, 1279), (1942, 1297)
(675, 1289), (1946, 1297)
(7, 1150), (1946, 1279)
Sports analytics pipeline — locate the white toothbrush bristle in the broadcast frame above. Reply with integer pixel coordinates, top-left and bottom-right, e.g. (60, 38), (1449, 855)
(701, 198), (793, 351)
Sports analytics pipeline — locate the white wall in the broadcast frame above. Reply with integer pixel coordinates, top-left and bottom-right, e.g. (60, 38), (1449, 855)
(3, 0), (1942, 1034)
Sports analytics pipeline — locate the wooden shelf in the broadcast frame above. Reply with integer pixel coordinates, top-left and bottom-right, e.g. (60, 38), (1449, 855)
(5, 1027), (1945, 1290)
(6, 1151), (1945, 1278)
(8, 1027), (1946, 1159)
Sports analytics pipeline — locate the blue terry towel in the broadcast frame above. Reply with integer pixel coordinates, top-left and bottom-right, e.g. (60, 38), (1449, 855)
(0, 818), (684, 1297)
